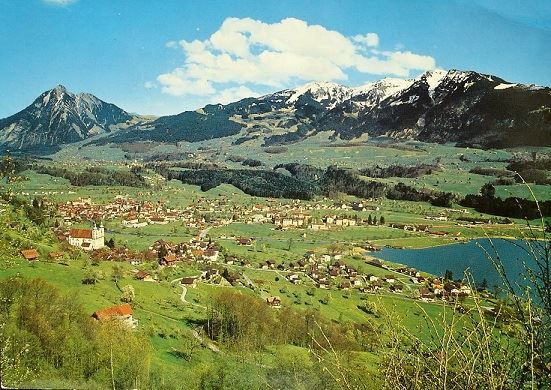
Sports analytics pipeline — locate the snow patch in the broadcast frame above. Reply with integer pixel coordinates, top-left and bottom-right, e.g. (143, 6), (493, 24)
(422, 70), (447, 97)
(494, 83), (517, 90)
(286, 82), (353, 109)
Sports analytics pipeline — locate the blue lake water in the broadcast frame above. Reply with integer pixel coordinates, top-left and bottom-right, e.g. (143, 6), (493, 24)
(371, 238), (546, 291)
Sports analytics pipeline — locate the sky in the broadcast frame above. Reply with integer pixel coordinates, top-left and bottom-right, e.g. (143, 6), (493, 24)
(0, 0), (549, 117)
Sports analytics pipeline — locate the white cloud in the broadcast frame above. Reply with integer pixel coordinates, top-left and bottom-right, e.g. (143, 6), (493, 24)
(384, 51), (436, 71)
(157, 71), (215, 96)
(211, 86), (260, 104)
(353, 33), (379, 48)
(157, 17), (436, 99)
(43, 0), (77, 6)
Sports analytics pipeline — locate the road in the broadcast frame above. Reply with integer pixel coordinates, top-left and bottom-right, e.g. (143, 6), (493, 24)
(180, 285), (188, 303)
(199, 226), (212, 239)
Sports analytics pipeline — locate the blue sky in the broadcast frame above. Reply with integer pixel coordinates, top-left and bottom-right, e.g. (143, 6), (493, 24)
(0, 0), (549, 117)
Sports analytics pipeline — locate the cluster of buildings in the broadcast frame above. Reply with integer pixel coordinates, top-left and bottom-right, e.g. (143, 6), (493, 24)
(271, 213), (360, 230)
(56, 196), (208, 230)
(150, 239), (220, 266)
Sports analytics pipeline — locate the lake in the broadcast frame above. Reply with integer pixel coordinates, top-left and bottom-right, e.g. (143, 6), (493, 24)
(371, 238), (547, 292)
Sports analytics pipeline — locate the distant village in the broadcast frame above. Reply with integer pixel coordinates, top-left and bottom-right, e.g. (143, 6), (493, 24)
(16, 193), (481, 325)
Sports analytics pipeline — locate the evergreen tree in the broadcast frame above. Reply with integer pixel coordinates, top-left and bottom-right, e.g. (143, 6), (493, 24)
(157, 245), (168, 259)
(106, 238), (115, 249)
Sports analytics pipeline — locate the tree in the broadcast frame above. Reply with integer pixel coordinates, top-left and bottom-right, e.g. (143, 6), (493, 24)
(112, 264), (123, 283)
(82, 269), (97, 284)
(106, 238), (115, 249)
(121, 285), (135, 302)
(444, 269), (453, 281)
(367, 215), (373, 225)
(379, 216), (385, 225)
(321, 294), (332, 305)
(287, 238), (294, 251)
(0, 152), (16, 183)
(157, 245), (168, 259)
(480, 183), (496, 198)
(478, 278), (488, 291)
(179, 332), (201, 361)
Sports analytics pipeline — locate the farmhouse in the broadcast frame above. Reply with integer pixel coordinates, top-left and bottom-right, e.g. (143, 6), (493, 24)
(68, 224), (104, 250)
(236, 237), (255, 246)
(135, 271), (154, 281)
(266, 296), (281, 307)
(48, 251), (65, 260)
(92, 303), (137, 328)
(21, 249), (39, 261)
(181, 277), (197, 287)
(160, 254), (177, 266)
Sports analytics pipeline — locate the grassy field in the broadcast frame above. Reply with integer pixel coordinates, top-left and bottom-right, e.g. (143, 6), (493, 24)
(50, 136), (551, 202)
(1, 143), (547, 387)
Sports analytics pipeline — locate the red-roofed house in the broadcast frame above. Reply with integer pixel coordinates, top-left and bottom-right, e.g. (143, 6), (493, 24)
(92, 303), (137, 328)
(21, 249), (39, 261)
(160, 254), (177, 266)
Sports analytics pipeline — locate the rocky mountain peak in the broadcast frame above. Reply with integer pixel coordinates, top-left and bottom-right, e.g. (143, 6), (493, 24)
(0, 85), (133, 150)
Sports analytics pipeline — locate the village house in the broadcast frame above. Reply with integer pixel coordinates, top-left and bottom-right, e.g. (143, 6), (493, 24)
(92, 303), (137, 328)
(368, 259), (385, 268)
(148, 215), (168, 225)
(351, 202), (366, 211)
(261, 260), (276, 270)
(223, 272), (240, 286)
(68, 224), (105, 251)
(48, 251), (64, 261)
(288, 274), (301, 284)
(419, 287), (435, 300)
(317, 279), (330, 289)
(390, 283), (404, 292)
(319, 254), (331, 263)
(273, 214), (311, 228)
(181, 277), (197, 287)
(266, 296), (281, 307)
(135, 271), (154, 281)
(21, 249), (39, 261)
(339, 281), (351, 290)
(236, 237), (255, 246)
(384, 275), (396, 284)
(308, 222), (329, 230)
(159, 254), (177, 267)
(240, 259), (251, 267)
(122, 215), (148, 228)
(202, 248), (219, 262)
(425, 215), (449, 221)
(316, 277), (330, 290)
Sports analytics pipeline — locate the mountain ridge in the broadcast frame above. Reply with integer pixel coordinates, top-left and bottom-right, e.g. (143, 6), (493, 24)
(1, 69), (550, 151)
(0, 85), (134, 150)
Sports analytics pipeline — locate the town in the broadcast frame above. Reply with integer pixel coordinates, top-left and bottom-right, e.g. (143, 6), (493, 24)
(18, 193), (480, 320)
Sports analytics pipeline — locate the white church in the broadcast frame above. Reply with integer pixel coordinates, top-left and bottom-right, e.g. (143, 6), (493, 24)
(68, 223), (105, 250)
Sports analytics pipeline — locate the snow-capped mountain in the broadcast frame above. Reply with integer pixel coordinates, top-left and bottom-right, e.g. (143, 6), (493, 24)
(285, 82), (355, 109)
(3, 69), (550, 151)
(320, 69), (551, 147)
(0, 85), (133, 150)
